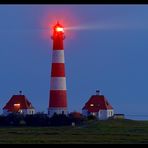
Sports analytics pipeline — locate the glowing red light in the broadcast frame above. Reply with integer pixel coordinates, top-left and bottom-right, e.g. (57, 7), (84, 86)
(53, 21), (64, 33)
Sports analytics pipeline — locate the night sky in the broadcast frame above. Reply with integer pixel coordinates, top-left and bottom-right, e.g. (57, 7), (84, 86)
(0, 5), (148, 120)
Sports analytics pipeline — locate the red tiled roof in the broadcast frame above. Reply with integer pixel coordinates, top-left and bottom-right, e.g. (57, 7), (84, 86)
(3, 95), (34, 112)
(82, 95), (113, 112)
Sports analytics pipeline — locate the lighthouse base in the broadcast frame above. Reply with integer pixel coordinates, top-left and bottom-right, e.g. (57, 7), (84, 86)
(48, 107), (68, 117)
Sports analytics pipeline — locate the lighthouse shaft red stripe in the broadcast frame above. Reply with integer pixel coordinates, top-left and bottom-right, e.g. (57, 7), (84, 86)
(53, 36), (64, 50)
(49, 90), (67, 107)
(51, 63), (65, 77)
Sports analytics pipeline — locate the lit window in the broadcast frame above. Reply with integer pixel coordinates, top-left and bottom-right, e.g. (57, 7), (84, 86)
(90, 104), (94, 107)
(14, 104), (20, 108)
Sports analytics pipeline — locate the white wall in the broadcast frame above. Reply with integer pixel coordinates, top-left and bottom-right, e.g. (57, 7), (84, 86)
(107, 109), (114, 118)
(24, 109), (36, 115)
(48, 107), (68, 117)
(98, 109), (114, 120)
(3, 108), (36, 115)
(99, 110), (108, 120)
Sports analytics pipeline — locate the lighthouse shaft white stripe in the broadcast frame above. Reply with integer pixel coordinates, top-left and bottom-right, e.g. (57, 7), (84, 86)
(52, 50), (65, 63)
(48, 108), (68, 117)
(50, 77), (66, 90)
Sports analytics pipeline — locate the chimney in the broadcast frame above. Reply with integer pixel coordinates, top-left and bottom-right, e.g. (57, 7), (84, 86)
(96, 90), (100, 96)
(19, 91), (22, 95)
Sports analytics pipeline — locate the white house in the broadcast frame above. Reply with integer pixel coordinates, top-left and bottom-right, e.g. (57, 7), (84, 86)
(3, 91), (35, 115)
(82, 90), (114, 120)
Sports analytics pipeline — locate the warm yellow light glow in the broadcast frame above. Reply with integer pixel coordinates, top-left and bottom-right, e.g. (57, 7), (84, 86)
(14, 104), (20, 107)
(56, 27), (64, 32)
(90, 104), (94, 107)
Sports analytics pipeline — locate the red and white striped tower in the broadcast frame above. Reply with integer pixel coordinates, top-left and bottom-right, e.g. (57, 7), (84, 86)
(48, 22), (68, 117)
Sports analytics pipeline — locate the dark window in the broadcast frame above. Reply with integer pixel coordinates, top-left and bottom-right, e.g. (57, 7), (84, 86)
(106, 101), (109, 105)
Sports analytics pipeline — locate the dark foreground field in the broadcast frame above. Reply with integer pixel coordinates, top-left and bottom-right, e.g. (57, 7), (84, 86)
(0, 119), (148, 144)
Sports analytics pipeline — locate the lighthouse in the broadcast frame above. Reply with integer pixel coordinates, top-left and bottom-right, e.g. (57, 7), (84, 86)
(48, 22), (68, 117)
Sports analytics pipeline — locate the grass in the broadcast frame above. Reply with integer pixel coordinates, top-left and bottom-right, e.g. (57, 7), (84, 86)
(0, 119), (148, 143)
